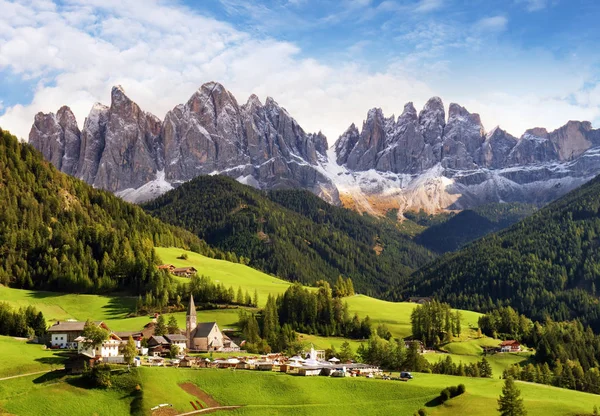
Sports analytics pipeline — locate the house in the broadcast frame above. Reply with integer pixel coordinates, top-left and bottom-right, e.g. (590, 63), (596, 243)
(65, 354), (98, 375)
(76, 333), (122, 358)
(148, 335), (170, 349)
(500, 340), (521, 353)
(179, 356), (199, 368)
(185, 295), (239, 352)
(404, 340), (425, 353)
(164, 334), (187, 352)
(47, 321), (110, 349)
(172, 267), (197, 277)
(115, 331), (144, 348)
(158, 264), (175, 272)
(408, 297), (432, 304)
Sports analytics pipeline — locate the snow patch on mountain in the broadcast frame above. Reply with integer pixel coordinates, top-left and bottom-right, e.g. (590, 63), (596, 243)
(116, 170), (173, 204)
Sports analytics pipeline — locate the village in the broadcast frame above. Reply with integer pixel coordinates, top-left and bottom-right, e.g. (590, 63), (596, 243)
(45, 292), (523, 381)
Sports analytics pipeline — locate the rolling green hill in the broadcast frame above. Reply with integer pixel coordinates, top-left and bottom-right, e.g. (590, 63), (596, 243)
(407, 173), (600, 330)
(0, 127), (209, 296)
(4, 364), (596, 416)
(142, 175), (436, 297)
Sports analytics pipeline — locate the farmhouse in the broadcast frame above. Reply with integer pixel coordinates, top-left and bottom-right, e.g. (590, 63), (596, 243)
(158, 264), (176, 272)
(408, 297), (432, 304)
(172, 267), (197, 277)
(164, 334), (188, 351)
(500, 340), (521, 353)
(185, 295), (239, 352)
(76, 333), (122, 358)
(47, 321), (110, 349)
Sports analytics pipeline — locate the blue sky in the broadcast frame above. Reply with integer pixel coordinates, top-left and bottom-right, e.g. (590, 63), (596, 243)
(1, 0), (600, 142)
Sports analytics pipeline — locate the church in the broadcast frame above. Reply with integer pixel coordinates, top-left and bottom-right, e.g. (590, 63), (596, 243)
(185, 295), (240, 352)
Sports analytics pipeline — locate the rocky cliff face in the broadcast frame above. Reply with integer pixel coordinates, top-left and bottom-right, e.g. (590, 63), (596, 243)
(30, 82), (336, 204)
(28, 85), (600, 216)
(330, 97), (600, 216)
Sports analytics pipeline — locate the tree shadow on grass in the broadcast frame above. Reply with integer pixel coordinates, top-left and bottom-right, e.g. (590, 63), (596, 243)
(101, 296), (137, 319)
(34, 356), (67, 366)
(424, 396), (443, 408)
(32, 370), (66, 384)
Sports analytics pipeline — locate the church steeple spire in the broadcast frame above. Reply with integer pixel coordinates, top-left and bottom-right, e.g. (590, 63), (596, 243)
(187, 294), (196, 317)
(186, 294), (197, 350)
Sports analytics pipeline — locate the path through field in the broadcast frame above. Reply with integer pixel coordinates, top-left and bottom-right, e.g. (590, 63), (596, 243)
(0, 370), (52, 381)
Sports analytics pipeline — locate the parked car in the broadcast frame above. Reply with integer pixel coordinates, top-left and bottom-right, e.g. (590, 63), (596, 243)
(400, 372), (413, 379)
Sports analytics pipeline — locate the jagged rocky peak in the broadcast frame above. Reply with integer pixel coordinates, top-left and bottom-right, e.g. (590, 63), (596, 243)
(29, 106), (81, 176)
(441, 103), (485, 169)
(334, 123), (360, 165)
(93, 85), (162, 192)
(419, 96), (445, 145)
(480, 126), (518, 168)
(77, 103), (109, 184)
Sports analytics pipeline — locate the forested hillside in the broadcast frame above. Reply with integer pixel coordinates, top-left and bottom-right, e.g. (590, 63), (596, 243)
(0, 128), (211, 295)
(406, 174), (600, 330)
(143, 176), (435, 296)
(415, 203), (537, 253)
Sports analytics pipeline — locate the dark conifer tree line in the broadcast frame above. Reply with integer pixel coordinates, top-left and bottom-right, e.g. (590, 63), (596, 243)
(143, 175), (435, 297)
(0, 302), (46, 338)
(406, 173), (600, 331)
(0, 128), (213, 296)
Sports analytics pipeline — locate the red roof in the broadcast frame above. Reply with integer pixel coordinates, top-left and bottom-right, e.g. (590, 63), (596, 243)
(500, 340), (520, 346)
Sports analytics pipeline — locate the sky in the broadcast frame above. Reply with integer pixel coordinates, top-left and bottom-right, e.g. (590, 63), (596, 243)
(1, 0), (600, 145)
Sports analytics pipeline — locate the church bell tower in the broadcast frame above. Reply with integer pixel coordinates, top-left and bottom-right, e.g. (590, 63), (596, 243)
(186, 294), (197, 349)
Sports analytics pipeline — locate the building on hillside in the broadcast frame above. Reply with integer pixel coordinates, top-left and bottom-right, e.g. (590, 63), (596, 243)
(404, 340), (425, 353)
(76, 333), (122, 358)
(185, 295), (239, 352)
(500, 340), (521, 353)
(115, 331), (143, 348)
(47, 321), (110, 349)
(164, 334), (187, 352)
(173, 267), (197, 277)
(158, 264), (175, 272)
(408, 297), (432, 304)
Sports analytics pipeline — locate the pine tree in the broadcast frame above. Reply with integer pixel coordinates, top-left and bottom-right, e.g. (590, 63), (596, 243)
(167, 315), (179, 334)
(498, 377), (527, 416)
(253, 289), (259, 307)
(122, 336), (137, 366)
(155, 315), (167, 336)
(236, 287), (244, 305)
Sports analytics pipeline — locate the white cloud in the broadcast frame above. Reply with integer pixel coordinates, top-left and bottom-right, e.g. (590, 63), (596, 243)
(474, 16), (508, 33)
(517, 0), (549, 12)
(414, 0), (444, 13)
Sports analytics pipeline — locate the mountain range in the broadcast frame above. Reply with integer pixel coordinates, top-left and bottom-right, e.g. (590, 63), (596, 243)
(29, 82), (600, 216)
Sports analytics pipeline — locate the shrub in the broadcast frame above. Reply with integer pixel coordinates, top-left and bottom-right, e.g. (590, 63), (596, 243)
(177, 253), (188, 260)
(416, 409), (428, 416)
(457, 384), (466, 395)
(440, 388), (451, 402)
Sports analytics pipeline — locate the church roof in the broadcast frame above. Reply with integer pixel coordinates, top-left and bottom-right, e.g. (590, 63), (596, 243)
(193, 322), (217, 338)
(187, 295), (196, 317)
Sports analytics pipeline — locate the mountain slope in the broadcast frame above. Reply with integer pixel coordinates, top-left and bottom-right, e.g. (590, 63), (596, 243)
(29, 82), (600, 217)
(30, 83), (337, 204)
(406, 174), (600, 330)
(415, 202), (538, 253)
(142, 175), (435, 296)
(0, 127), (210, 294)
(330, 100), (600, 216)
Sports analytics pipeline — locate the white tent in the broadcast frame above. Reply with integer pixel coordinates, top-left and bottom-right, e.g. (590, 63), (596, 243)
(328, 357), (340, 363)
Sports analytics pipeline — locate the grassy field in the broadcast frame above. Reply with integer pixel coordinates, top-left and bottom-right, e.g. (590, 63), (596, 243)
(0, 336), (66, 379)
(0, 285), (135, 324)
(136, 367), (600, 416)
(0, 372), (132, 416)
(345, 295), (482, 339)
(155, 247), (294, 306)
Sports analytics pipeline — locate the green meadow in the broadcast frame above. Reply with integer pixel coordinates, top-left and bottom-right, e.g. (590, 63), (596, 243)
(139, 367), (600, 416)
(0, 336), (66, 379)
(155, 247), (294, 306)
